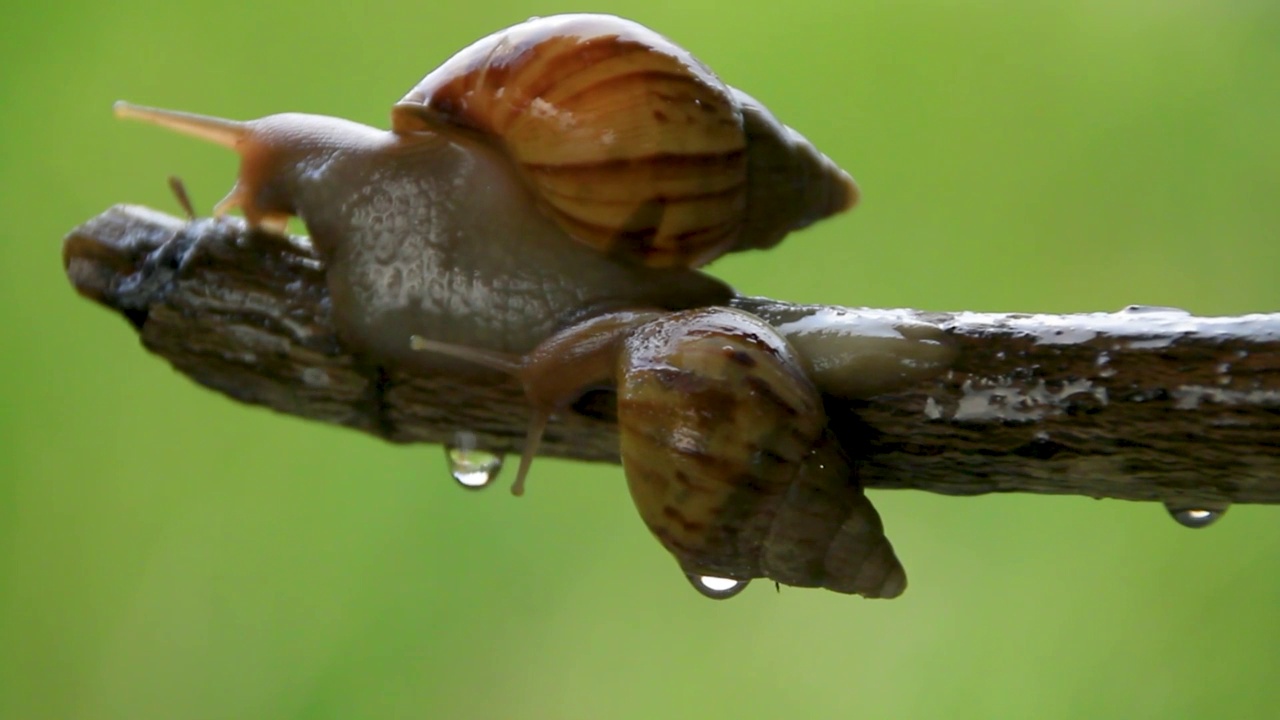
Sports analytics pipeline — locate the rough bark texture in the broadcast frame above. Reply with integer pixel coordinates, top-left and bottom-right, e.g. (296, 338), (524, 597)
(64, 205), (1280, 506)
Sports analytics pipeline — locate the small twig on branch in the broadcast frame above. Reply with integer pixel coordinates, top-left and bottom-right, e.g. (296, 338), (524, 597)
(63, 205), (1280, 506)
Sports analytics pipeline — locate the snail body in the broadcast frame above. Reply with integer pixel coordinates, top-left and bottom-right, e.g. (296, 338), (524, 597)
(112, 104), (731, 370)
(114, 14), (858, 370)
(412, 306), (913, 599)
(738, 301), (959, 398)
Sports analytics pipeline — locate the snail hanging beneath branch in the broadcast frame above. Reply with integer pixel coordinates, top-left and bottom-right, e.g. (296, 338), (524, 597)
(411, 307), (936, 600)
(113, 13), (858, 374)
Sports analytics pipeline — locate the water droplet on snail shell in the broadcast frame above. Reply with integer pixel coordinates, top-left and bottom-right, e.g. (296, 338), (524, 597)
(444, 432), (504, 490)
(1163, 500), (1229, 529)
(686, 573), (750, 600)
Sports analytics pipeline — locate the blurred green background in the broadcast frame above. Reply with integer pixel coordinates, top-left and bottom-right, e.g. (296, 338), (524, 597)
(3, 0), (1279, 717)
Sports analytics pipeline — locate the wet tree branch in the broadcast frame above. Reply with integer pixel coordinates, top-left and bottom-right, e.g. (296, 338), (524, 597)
(63, 205), (1280, 506)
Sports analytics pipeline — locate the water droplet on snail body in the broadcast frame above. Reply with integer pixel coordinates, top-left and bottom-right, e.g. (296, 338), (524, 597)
(445, 432), (504, 490)
(686, 573), (750, 600)
(1163, 500), (1229, 529)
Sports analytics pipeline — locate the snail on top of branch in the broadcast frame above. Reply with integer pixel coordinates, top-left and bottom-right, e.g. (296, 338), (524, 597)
(113, 13), (856, 369)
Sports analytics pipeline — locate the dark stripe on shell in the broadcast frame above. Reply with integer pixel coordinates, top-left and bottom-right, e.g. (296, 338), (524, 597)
(513, 35), (654, 103)
(534, 179), (746, 205)
(523, 148), (746, 173)
(551, 67), (736, 112)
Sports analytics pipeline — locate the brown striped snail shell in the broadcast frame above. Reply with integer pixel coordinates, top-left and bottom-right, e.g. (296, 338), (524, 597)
(617, 308), (905, 598)
(112, 13), (856, 368)
(392, 13), (859, 268)
(410, 307), (907, 599)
